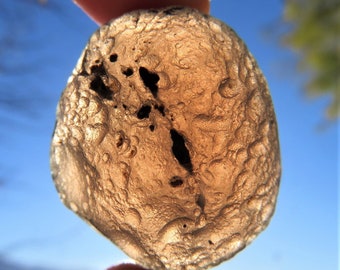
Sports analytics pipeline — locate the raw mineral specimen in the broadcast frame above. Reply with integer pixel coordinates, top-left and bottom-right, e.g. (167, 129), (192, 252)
(50, 7), (281, 270)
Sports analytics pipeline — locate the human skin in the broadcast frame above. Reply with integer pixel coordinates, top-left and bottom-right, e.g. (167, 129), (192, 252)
(107, 263), (146, 270)
(73, 0), (210, 25)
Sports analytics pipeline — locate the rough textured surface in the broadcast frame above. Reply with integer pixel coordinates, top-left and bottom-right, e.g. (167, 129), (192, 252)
(50, 7), (281, 270)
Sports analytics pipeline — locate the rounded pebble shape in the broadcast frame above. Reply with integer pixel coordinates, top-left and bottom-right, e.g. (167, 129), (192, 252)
(50, 7), (281, 270)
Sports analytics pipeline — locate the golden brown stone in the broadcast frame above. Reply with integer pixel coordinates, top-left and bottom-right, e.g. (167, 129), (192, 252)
(51, 7), (281, 269)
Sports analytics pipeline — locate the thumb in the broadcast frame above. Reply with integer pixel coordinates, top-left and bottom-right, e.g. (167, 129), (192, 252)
(107, 263), (148, 270)
(74, 0), (210, 25)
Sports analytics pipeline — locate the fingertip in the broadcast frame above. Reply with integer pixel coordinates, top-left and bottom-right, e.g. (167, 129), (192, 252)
(107, 263), (147, 270)
(74, 0), (210, 25)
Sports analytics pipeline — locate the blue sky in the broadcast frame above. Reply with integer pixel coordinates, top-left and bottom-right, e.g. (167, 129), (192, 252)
(0, 0), (338, 270)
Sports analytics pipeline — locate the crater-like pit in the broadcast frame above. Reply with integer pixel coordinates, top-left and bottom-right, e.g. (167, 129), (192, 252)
(170, 129), (193, 173)
(169, 176), (184, 187)
(136, 105), (152, 119)
(139, 67), (159, 98)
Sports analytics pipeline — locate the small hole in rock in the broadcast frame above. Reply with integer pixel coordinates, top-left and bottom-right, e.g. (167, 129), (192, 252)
(149, 125), (155, 131)
(208, 240), (214, 245)
(196, 194), (205, 210)
(79, 70), (89, 76)
(183, 224), (187, 228)
(169, 176), (183, 187)
(90, 64), (106, 76)
(170, 129), (193, 173)
(90, 76), (112, 100)
(109, 54), (118, 62)
(116, 136), (123, 148)
(122, 67), (133, 77)
(137, 105), (151, 119)
(154, 104), (165, 116)
(128, 149), (136, 158)
(139, 67), (159, 98)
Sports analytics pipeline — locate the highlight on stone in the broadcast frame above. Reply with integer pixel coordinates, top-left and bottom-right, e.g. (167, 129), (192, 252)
(50, 7), (281, 270)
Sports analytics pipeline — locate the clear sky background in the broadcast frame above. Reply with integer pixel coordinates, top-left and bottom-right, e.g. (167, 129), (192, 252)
(0, 1), (338, 270)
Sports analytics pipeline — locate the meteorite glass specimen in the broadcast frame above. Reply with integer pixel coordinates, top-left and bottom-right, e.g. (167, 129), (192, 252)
(51, 7), (281, 270)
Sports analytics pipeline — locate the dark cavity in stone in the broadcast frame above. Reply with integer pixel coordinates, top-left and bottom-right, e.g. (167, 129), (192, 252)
(90, 64), (106, 76)
(137, 105), (152, 119)
(170, 129), (193, 173)
(154, 104), (165, 116)
(169, 176), (184, 187)
(196, 194), (205, 210)
(139, 67), (159, 98)
(90, 76), (112, 100)
(122, 67), (133, 77)
(109, 54), (118, 62)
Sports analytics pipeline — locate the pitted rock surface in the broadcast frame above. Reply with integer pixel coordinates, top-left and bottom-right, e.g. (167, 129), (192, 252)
(51, 7), (281, 270)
